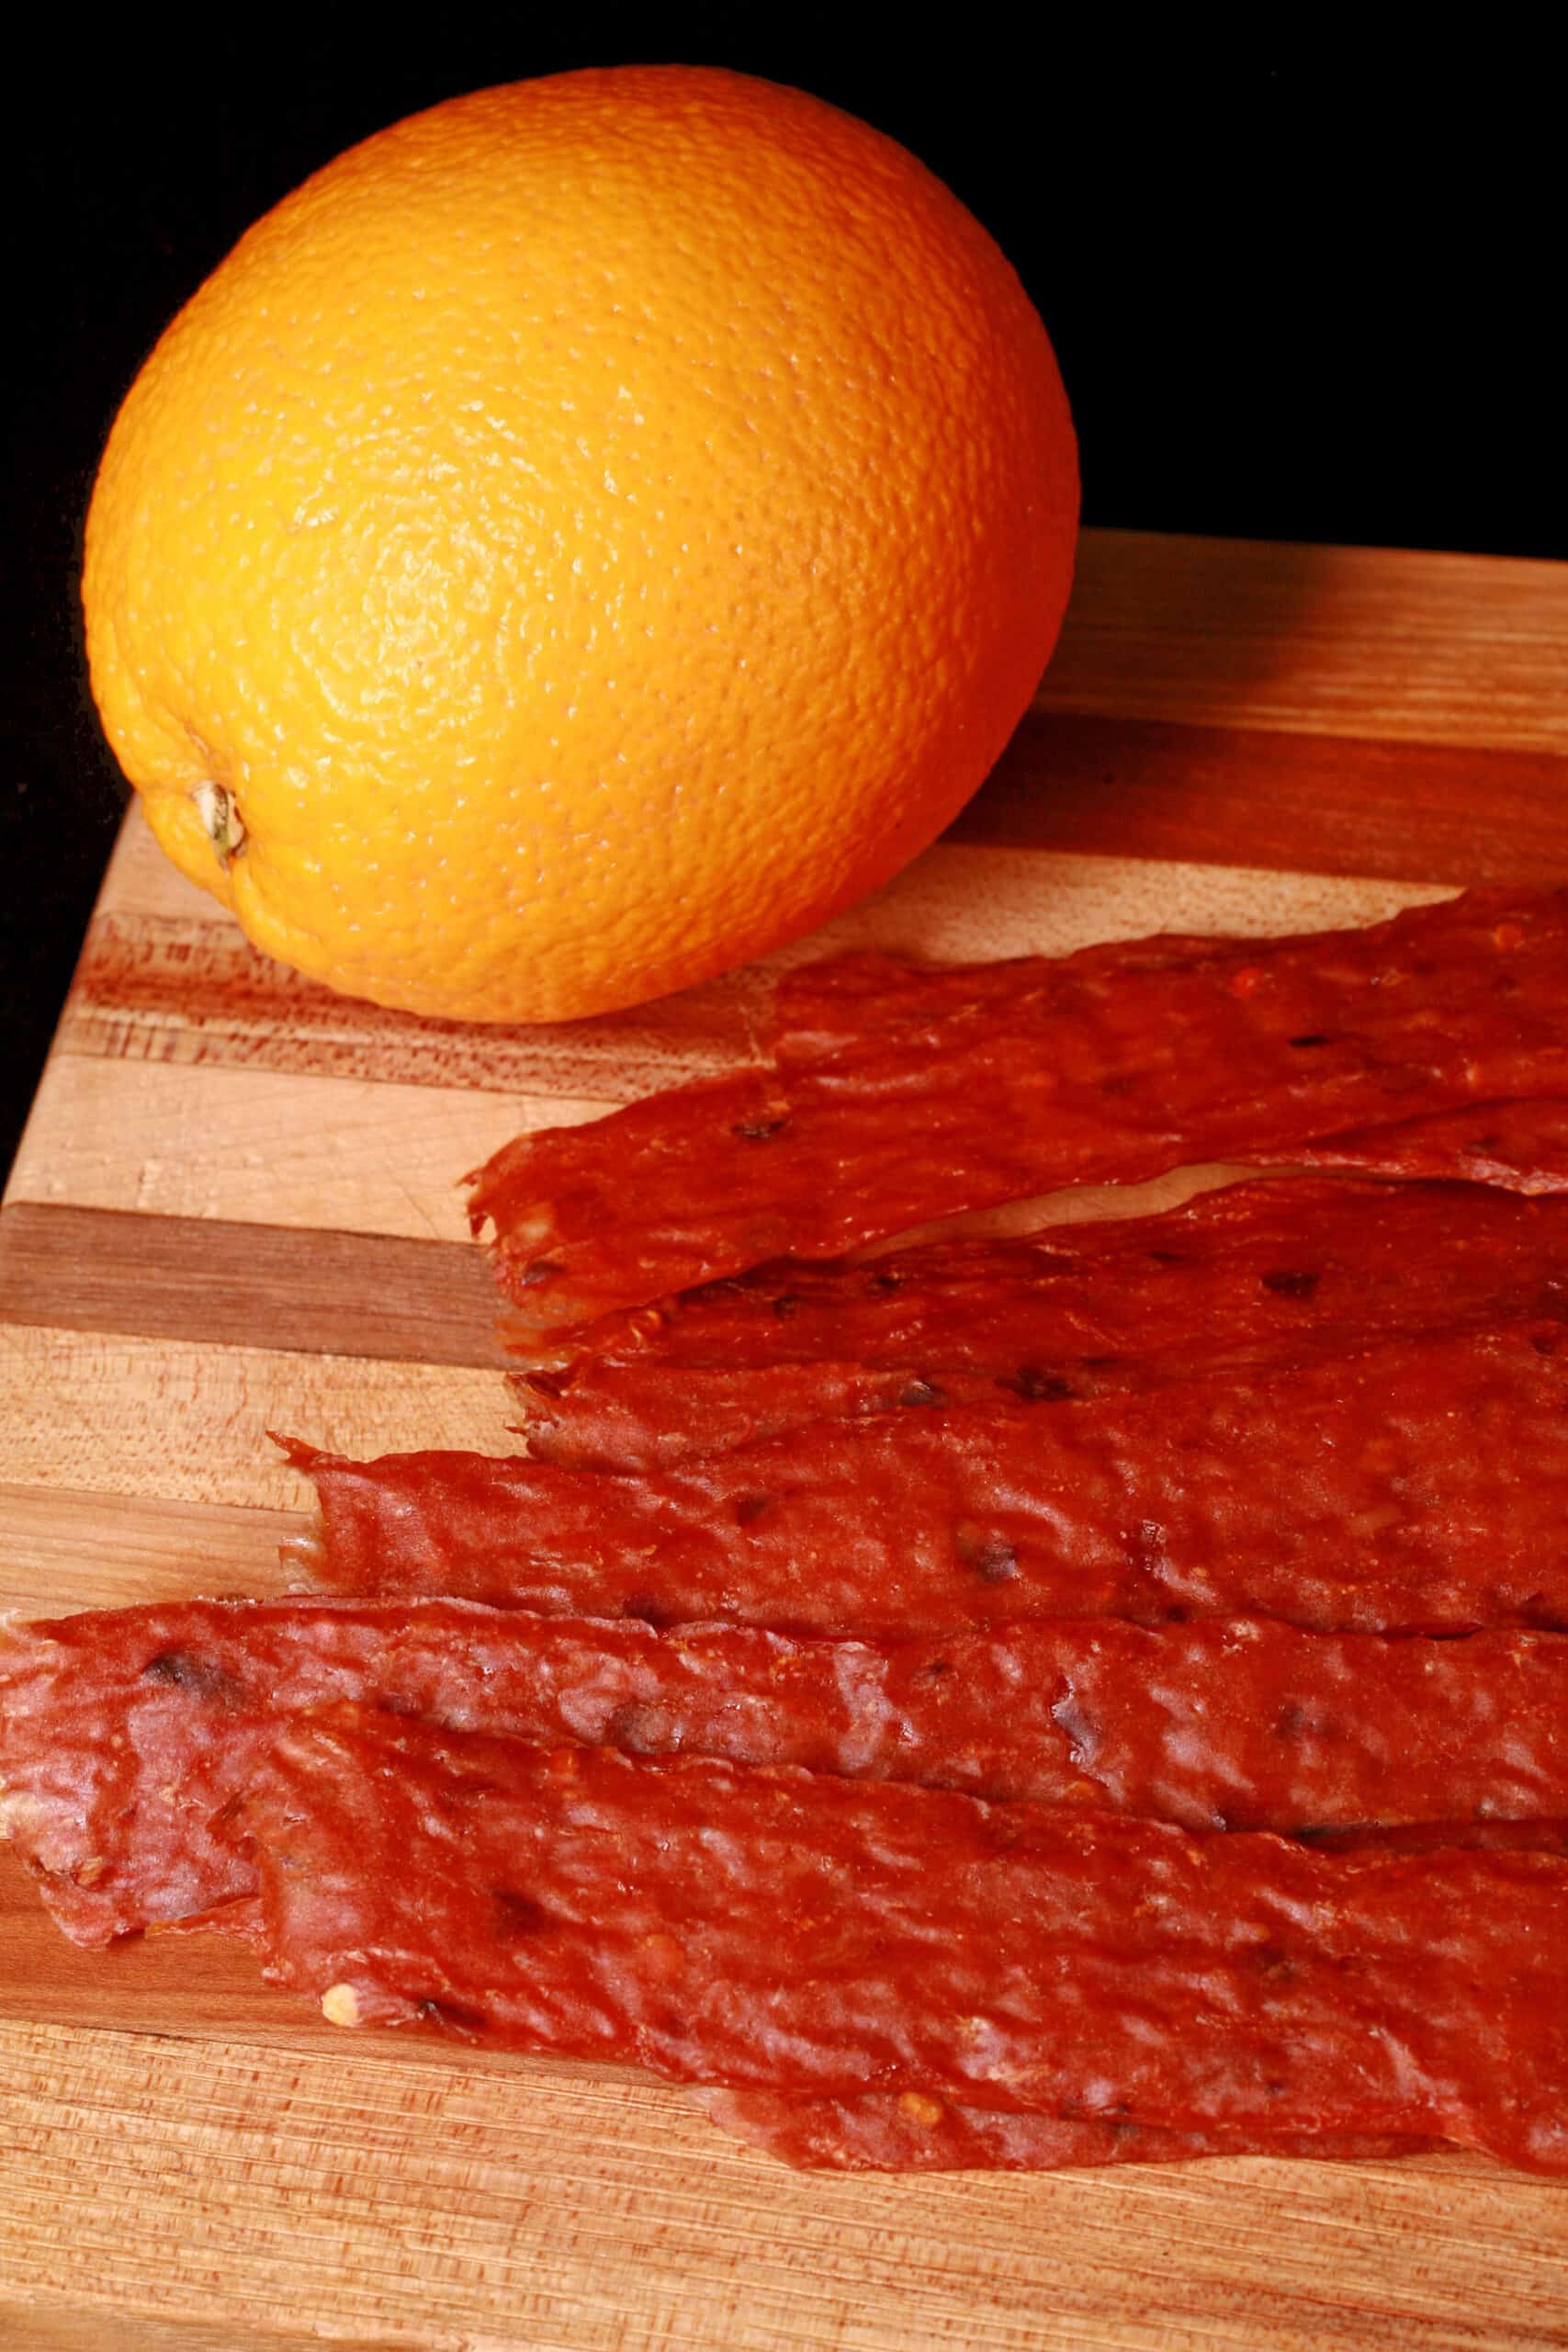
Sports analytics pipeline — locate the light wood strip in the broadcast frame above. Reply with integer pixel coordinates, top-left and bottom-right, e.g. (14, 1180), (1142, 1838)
(0, 1055), (1249, 1255)
(0, 1329), (514, 1510)
(0, 1205), (508, 1370)
(2, 2015), (1560, 2352)
(24, 840), (1436, 1261)
(1038, 532), (1568, 752)
(964, 711), (1568, 885)
(94, 806), (233, 925)
(107, 800), (1445, 958)
(0, 2310), (412, 2352)
(4, 1058), (591, 1239)
(0, 1485), (299, 1614)
(98, 700), (1568, 932)
(63, 825), (1445, 1102)
(817, 843), (1442, 965)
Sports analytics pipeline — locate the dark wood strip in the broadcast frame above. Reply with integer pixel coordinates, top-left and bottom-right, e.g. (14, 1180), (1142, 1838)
(0, 1204), (510, 1370)
(956, 712), (1568, 885)
(60, 913), (766, 1097)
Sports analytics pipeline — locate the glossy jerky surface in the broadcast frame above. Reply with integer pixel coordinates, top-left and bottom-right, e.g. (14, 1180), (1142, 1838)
(468, 888), (1568, 1327)
(509, 1174), (1568, 1468)
(296, 1319), (1568, 1637)
(1259, 1097), (1568, 1193)
(244, 1709), (1568, 2172)
(10, 1596), (1568, 1943)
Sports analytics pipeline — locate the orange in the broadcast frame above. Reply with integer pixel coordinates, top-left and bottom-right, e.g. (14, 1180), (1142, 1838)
(83, 67), (1077, 1023)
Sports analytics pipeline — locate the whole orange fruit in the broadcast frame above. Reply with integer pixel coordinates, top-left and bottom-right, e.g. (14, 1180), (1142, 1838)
(84, 66), (1077, 1023)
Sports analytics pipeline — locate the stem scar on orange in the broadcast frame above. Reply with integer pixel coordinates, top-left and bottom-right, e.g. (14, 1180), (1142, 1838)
(84, 65), (1078, 1023)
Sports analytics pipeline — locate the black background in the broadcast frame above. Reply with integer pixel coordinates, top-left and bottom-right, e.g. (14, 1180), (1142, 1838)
(4, 24), (1560, 1180)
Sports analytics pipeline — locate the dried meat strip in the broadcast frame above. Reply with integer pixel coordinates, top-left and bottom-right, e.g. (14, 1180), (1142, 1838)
(291, 1318), (1568, 1638)
(525, 1172), (1568, 1376)
(1264, 1097), (1568, 1194)
(0, 1595), (546, 1943)
(509, 1174), (1568, 1468)
(243, 1709), (1568, 2173)
(693, 2089), (1437, 2173)
(468, 888), (1568, 1329)
(11, 1595), (1566, 1944)
(765, 934), (1246, 1060)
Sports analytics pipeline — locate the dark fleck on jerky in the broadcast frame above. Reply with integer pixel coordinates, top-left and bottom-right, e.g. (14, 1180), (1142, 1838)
(416, 1995), (489, 2035)
(1261, 1269), (1321, 1299)
(621, 1595), (675, 1628)
(1003, 1368), (1078, 1402)
(141, 1650), (243, 1708)
(492, 1891), (556, 1937)
(956, 1526), (1020, 1585)
(606, 1702), (669, 1755)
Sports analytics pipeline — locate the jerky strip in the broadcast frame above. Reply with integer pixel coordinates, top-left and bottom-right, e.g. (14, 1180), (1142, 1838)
(1268, 1096), (1568, 1194)
(509, 1174), (1568, 1468)
(12, 1596), (1568, 1943)
(468, 888), (1568, 1327)
(766, 934), (1244, 1060)
(693, 2090), (1437, 2174)
(245, 1710), (1568, 2173)
(292, 1318), (1568, 1637)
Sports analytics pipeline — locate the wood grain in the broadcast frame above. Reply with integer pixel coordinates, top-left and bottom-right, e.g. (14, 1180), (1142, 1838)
(0, 1327), (516, 1507)
(6, 1055), (603, 1242)
(1037, 531), (1568, 752)
(6, 530), (1568, 2349)
(0, 1485), (299, 1614)
(59, 910), (762, 1100)
(961, 710), (1568, 886)
(4, 2017), (1565, 2352)
(51, 823), (1442, 1109)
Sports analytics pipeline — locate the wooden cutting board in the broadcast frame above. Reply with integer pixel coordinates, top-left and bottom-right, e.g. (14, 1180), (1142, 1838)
(5, 527), (1568, 2352)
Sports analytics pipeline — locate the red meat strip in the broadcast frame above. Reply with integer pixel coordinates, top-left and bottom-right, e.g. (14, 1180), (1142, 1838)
(508, 1174), (1568, 1469)
(767, 935), (1246, 1058)
(11, 1596), (1565, 1945)
(289, 1317), (1568, 1638)
(1267, 1097), (1568, 1193)
(467, 888), (1568, 1329)
(693, 2090), (1436, 2173)
(242, 1708), (1568, 2173)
